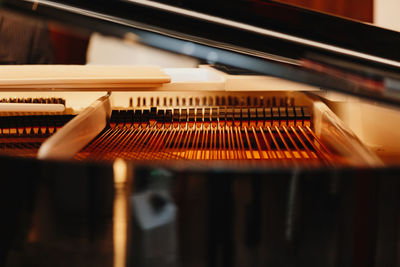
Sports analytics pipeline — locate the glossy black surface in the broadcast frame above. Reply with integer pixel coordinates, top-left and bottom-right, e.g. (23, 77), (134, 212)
(153, 0), (400, 62)
(1, 157), (399, 267)
(130, 165), (400, 267)
(7, 0), (400, 61)
(0, 156), (115, 267)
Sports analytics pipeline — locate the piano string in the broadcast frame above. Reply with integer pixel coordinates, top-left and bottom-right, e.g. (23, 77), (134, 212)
(0, 95), (341, 165)
(75, 106), (336, 165)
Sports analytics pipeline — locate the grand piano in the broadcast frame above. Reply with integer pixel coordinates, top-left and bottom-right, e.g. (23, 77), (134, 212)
(1, 0), (400, 266)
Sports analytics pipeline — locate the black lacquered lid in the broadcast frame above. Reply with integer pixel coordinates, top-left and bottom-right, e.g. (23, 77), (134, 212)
(4, 0), (400, 105)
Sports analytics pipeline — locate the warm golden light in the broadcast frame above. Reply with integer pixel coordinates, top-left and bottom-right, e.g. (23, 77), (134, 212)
(113, 158), (128, 186)
(113, 158), (128, 267)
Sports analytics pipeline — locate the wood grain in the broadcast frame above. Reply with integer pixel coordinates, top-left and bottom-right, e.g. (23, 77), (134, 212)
(277, 0), (373, 22)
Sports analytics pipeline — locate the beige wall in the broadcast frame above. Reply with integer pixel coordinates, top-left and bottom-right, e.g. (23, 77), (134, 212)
(374, 0), (400, 31)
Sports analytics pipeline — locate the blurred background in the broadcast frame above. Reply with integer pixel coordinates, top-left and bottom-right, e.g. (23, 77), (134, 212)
(2, 0), (400, 65)
(46, 0), (400, 65)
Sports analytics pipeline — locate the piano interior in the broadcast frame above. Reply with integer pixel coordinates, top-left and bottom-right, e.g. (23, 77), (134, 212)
(2, 0), (400, 266)
(0, 97), (74, 157)
(0, 72), (383, 167)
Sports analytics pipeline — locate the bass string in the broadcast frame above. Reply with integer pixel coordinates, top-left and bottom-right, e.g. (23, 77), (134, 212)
(76, 124), (325, 163)
(136, 127), (162, 160)
(96, 128), (134, 161)
(102, 128), (133, 160)
(110, 127), (140, 159)
(297, 125), (331, 164)
(163, 128), (182, 160)
(147, 127), (170, 160)
(89, 128), (122, 160)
